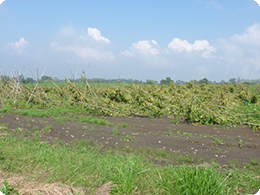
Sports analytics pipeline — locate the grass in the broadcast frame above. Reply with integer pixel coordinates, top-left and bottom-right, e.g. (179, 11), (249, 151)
(83, 126), (95, 132)
(112, 128), (120, 136)
(170, 119), (179, 125)
(161, 165), (231, 195)
(79, 116), (111, 125)
(250, 158), (260, 166)
(120, 122), (128, 127)
(0, 134), (259, 194)
(0, 180), (19, 195)
(42, 125), (53, 133)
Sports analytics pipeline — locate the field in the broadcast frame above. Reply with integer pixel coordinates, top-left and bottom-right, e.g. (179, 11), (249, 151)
(0, 79), (260, 194)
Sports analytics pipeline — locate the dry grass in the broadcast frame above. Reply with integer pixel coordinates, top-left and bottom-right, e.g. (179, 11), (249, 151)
(0, 171), (112, 195)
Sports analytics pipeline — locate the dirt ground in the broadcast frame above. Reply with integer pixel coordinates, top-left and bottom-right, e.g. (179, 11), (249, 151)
(1, 113), (259, 165)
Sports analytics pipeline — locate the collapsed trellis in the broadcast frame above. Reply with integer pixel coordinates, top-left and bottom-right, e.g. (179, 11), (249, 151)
(0, 75), (260, 130)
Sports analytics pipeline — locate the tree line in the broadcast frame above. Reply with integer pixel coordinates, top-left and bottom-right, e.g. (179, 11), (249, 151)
(1, 74), (260, 85)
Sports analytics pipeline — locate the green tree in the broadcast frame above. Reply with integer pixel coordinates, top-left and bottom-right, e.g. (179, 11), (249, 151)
(145, 79), (158, 85)
(198, 78), (209, 84)
(40, 76), (52, 83)
(229, 78), (236, 84)
(160, 77), (173, 85)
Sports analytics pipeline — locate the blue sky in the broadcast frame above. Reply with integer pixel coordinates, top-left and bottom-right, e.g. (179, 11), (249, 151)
(0, 0), (260, 82)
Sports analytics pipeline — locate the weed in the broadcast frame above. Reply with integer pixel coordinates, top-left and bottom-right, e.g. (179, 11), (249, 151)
(32, 126), (40, 131)
(238, 139), (244, 148)
(83, 126), (95, 132)
(112, 129), (120, 136)
(170, 120), (179, 125)
(213, 138), (224, 145)
(120, 122), (128, 127)
(250, 159), (259, 166)
(148, 115), (154, 121)
(176, 131), (182, 136)
(0, 180), (19, 195)
(156, 149), (168, 158)
(183, 132), (193, 138)
(166, 129), (173, 136)
(42, 125), (53, 133)
(161, 165), (231, 195)
(200, 133), (213, 138)
(80, 116), (110, 126)
(120, 135), (135, 141)
(230, 160), (240, 167)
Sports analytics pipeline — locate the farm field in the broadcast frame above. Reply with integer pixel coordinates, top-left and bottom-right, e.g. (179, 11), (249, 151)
(0, 80), (260, 194)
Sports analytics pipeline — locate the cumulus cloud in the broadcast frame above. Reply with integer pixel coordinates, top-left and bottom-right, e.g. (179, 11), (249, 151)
(122, 40), (160, 56)
(167, 38), (216, 58)
(218, 23), (260, 77)
(87, 28), (110, 43)
(50, 26), (114, 60)
(0, 0), (5, 5)
(254, 0), (260, 6)
(6, 37), (28, 55)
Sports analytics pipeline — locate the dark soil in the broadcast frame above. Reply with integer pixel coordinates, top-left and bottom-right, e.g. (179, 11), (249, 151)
(1, 113), (260, 165)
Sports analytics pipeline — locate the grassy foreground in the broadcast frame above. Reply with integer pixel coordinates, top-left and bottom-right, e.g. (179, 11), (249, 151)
(0, 134), (259, 194)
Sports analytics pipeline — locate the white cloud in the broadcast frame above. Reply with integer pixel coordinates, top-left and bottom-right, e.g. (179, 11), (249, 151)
(122, 40), (160, 56)
(87, 28), (110, 43)
(167, 38), (216, 58)
(0, 0), (5, 5)
(229, 23), (260, 47)
(50, 26), (114, 61)
(217, 23), (260, 78)
(6, 37), (28, 55)
(254, 0), (260, 6)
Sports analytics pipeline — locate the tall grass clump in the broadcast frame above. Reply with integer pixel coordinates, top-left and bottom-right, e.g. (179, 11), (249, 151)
(160, 165), (231, 195)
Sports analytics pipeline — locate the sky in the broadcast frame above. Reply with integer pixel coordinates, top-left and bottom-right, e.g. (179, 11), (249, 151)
(0, 0), (260, 82)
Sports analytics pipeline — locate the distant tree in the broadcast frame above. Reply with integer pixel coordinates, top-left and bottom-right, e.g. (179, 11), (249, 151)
(52, 77), (60, 83)
(23, 77), (35, 84)
(220, 80), (227, 84)
(40, 76), (52, 83)
(198, 78), (209, 84)
(160, 77), (173, 85)
(175, 80), (186, 85)
(145, 79), (158, 85)
(229, 78), (236, 84)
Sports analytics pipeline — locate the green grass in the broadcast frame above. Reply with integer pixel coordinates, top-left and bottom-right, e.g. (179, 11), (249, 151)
(42, 125), (53, 133)
(0, 135), (259, 194)
(160, 165), (231, 195)
(79, 115), (110, 125)
(83, 126), (95, 132)
(0, 180), (19, 195)
(120, 122), (128, 127)
(112, 128), (120, 136)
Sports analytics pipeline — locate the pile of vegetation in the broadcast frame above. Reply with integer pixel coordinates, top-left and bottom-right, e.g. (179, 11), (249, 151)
(0, 77), (260, 130)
